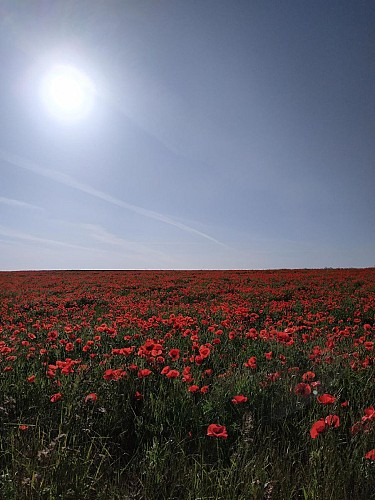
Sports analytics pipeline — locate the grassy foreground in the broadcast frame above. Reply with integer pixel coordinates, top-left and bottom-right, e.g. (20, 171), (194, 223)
(0, 269), (374, 499)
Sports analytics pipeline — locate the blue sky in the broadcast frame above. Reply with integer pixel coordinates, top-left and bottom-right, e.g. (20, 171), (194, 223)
(1, 0), (374, 270)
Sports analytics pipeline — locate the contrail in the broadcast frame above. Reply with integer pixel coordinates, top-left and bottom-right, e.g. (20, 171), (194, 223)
(0, 149), (223, 245)
(0, 196), (41, 210)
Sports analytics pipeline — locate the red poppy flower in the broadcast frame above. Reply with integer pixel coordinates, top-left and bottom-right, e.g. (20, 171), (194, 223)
(325, 414), (340, 428)
(200, 385), (209, 394)
(199, 345), (211, 359)
(267, 371), (281, 382)
(166, 369), (180, 379)
(317, 393), (336, 404)
(168, 348), (180, 360)
(27, 375), (36, 383)
(364, 341), (373, 351)
(103, 368), (125, 381)
(244, 356), (257, 369)
(311, 381), (321, 388)
(310, 413), (340, 439)
(138, 368), (152, 378)
(207, 424), (228, 439)
(294, 383), (311, 397)
(276, 331), (291, 343)
(47, 330), (58, 340)
(19, 424), (28, 431)
(231, 395), (248, 404)
(84, 393), (97, 403)
(365, 449), (375, 460)
(194, 355), (203, 365)
(188, 385), (199, 393)
(302, 371), (315, 382)
(50, 392), (63, 403)
(279, 354), (287, 364)
(183, 366), (191, 375)
(362, 406), (375, 423)
(310, 419), (326, 438)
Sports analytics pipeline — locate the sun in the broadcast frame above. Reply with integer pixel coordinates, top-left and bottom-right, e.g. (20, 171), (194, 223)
(40, 64), (95, 120)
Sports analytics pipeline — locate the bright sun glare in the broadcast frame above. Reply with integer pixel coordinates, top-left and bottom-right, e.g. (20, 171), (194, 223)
(41, 65), (95, 120)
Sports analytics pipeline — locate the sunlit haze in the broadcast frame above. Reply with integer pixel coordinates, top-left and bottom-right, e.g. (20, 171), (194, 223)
(40, 65), (95, 120)
(0, 1), (374, 270)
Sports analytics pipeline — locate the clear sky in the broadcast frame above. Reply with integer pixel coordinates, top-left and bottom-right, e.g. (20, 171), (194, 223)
(0, 0), (374, 270)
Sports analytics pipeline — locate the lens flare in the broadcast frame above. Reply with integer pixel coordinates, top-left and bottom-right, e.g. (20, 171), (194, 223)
(40, 64), (95, 120)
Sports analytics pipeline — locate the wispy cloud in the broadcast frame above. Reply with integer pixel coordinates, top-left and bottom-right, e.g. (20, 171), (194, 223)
(0, 149), (223, 245)
(0, 195), (41, 210)
(0, 222), (176, 267)
(63, 221), (177, 265)
(0, 217), (178, 264)
(0, 224), (94, 251)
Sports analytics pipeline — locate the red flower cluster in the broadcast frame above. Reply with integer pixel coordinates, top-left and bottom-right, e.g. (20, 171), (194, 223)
(310, 415), (340, 438)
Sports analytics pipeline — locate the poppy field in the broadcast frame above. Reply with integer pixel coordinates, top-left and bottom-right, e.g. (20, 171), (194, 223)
(0, 269), (374, 499)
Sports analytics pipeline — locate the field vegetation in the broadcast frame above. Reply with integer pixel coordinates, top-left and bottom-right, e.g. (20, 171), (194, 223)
(0, 269), (374, 499)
